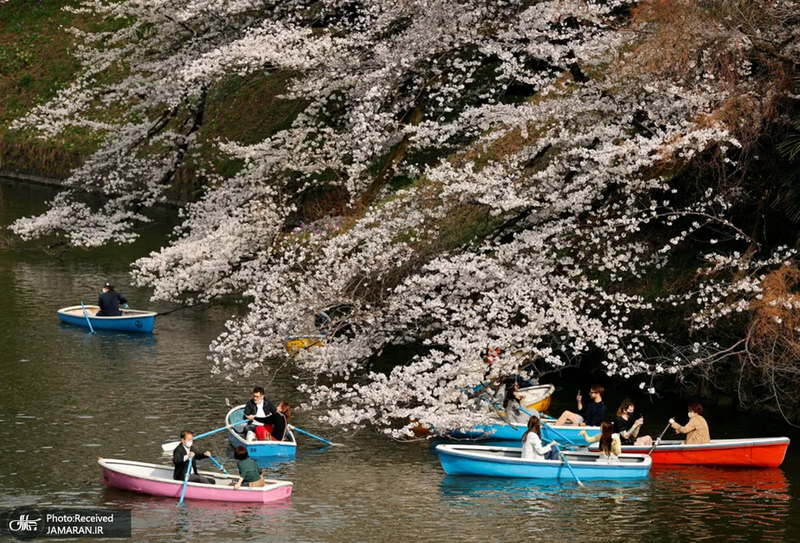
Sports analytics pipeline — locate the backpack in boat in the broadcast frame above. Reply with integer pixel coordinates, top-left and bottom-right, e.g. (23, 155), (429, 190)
(255, 425), (274, 441)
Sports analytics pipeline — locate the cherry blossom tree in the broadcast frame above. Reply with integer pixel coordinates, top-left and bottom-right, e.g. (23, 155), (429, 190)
(10, 0), (800, 433)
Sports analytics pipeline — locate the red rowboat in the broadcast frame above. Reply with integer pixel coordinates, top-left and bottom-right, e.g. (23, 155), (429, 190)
(593, 437), (790, 468)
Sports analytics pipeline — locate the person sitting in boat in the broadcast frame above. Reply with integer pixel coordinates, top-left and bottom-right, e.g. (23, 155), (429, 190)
(269, 401), (292, 441)
(96, 282), (128, 317)
(669, 402), (710, 445)
(580, 421), (621, 463)
(172, 430), (215, 484)
(314, 311), (331, 335)
(613, 399), (653, 446)
(242, 386), (277, 439)
(253, 401), (293, 441)
(521, 416), (558, 461)
(231, 446), (265, 489)
(501, 379), (529, 425)
(553, 384), (606, 427)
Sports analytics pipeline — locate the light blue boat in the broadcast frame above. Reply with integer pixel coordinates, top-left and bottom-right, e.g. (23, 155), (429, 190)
(451, 420), (601, 445)
(58, 305), (157, 333)
(436, 444), (651, 480)
(226, 405), (297, 458)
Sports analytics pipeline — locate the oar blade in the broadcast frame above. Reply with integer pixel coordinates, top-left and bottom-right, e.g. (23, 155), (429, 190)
(162, 441), (180, 452)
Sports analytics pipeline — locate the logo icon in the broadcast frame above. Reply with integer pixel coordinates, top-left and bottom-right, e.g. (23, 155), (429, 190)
(4, 507), (44, 541)
(135, 320), (143, 328)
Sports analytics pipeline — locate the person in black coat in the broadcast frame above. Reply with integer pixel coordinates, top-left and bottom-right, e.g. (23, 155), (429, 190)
(241, 386), (277, 436)
(172, 430), (215, 484)
(96, 282), (128, 317)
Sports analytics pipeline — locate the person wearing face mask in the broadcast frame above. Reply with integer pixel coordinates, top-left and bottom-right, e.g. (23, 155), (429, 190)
(613, 399), (652, 446)
(669, 402), (710, 444)
(172, 430), (215, 484)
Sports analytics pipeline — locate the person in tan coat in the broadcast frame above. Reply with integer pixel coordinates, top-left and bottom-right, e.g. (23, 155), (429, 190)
(669, 402), (710, 444)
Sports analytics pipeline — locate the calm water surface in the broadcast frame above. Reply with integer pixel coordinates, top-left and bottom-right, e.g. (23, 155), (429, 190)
(1, 179), (800, 542)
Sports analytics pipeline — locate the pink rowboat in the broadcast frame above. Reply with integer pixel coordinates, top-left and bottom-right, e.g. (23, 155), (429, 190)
(592, 437), (790, 468)
(98, 458), (293, 503)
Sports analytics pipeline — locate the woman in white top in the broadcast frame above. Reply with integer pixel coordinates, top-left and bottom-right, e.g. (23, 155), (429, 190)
(521, 416), (557, 460)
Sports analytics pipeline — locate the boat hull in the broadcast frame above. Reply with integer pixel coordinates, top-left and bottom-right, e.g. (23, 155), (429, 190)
(58, 305), (156, 333)
(98, 458), (292, 503)
(519, 384), (555, 413)
(452, 421), (600, 445)
(285, 336), (324, 354)
(226, 406), (297, 458)
(436, 444), (651, 480)
(612, 437), (790, 467)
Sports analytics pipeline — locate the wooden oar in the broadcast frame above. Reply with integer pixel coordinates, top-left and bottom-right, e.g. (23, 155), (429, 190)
(80, 302), (95, 333)
(288, 424), (344, 446)
(208, 455), (229, 475)
(555, 445), (584, 487)
(178, 457), (192, 505)
(647, 422), (672, 456)
(161, 420), (249, 452)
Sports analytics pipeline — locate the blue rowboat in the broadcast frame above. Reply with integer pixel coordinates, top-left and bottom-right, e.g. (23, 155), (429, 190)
(451, 421), (601, 445)
(225, 405), (297, 458)
(57, 305), (157, 333)
(436, 444), (651, 480)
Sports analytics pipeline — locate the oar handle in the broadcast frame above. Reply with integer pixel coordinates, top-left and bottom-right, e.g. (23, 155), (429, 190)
(197, 420), (249, 440)
(647, 422), (672, 456)
(208, 455), (229, 475)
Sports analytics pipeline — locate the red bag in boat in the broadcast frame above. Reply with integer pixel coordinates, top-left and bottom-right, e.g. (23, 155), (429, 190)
(255, 425), (274, 441)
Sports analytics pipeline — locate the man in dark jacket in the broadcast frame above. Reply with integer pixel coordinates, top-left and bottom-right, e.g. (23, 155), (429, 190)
(172, 430), (215, 484)
(241, 386), (277, 437)
(96, 282), (128, 317)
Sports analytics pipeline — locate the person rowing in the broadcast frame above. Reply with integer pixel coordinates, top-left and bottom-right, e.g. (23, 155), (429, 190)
(172, 430), (215, 484)
(96, 281), (128, 317)
(669, 401), (710, 444)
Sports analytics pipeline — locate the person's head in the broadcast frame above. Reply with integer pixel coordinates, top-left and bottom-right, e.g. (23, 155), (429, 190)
(180, 430), (194, 446)
(522, 415), (542, 442)
(103, 281), (114, 292)
(616, 399), (635, 418)
(599, 421), (614, 454)
(277, 401), (292, 421)
(252, 387), (265, 401)
(589, 385), (604, 402)
(687, 402), (703, 418)
(234, 446), (249, 461)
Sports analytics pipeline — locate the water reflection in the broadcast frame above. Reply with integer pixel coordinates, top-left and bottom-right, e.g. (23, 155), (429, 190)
(649, 466), (789, 540)
(101, 488), (293, 542)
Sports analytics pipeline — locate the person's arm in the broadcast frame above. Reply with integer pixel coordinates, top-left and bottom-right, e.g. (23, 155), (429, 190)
(629, 417), (643, 438)
(529, 434), (555, 456)
(118, 292), (128, 305)
(670, 417), (697, 435)
(575, 391), (583, 412)
(244, 402), (256, 421)
(233, 476), (244, 489)
(172, 447), (186, 465)
(580, 430), (601, 444)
